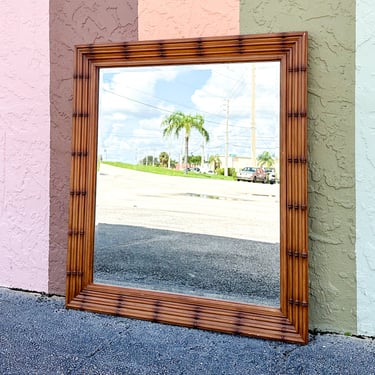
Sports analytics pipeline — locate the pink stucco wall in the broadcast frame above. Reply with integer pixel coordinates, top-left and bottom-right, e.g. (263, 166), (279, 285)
(0, 0), (50, 291)
(138, 0), (239, 40)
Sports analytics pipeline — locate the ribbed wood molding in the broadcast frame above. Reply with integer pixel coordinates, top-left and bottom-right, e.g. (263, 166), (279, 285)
(66, 32), (308, 344)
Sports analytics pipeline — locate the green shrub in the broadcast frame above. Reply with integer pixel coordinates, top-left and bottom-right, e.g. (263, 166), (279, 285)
(215, 167), (236, 177)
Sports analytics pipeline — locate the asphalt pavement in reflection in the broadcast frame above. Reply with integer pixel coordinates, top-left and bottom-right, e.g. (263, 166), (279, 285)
(94, 223), (280, 307)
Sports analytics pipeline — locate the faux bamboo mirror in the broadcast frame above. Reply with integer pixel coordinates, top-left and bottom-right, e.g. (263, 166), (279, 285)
(66, 32), (308, 344)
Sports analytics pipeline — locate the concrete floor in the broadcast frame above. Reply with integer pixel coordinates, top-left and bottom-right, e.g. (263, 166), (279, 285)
(1, 287), (375, 375)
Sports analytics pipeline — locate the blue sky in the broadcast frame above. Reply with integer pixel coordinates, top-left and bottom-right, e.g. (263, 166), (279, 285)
(98, 61), (280, 164)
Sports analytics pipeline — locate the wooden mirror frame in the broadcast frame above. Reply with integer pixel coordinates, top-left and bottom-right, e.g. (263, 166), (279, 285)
(66, 32), (308, 344)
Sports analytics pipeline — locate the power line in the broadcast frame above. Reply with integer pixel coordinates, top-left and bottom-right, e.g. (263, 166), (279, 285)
(101, 88), (226, 127)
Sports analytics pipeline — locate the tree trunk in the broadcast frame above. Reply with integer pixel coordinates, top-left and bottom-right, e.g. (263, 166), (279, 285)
(184, 135), (189, 173)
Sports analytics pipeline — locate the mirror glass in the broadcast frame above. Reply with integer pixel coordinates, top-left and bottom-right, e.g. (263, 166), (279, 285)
(93, 61), (280, 307)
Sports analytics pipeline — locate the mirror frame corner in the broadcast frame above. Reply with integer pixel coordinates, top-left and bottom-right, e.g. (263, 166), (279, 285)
(66, 32), (308, 344)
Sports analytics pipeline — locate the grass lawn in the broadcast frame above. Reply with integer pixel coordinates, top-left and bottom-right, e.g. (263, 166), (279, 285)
(102, 161), (235, 181)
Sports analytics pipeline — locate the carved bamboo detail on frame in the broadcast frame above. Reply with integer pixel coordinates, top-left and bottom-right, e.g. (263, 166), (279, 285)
(66, 32), (308, 344)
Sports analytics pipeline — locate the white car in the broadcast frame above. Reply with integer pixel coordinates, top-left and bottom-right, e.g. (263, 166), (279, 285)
(236, 167), (257, 182)
(265, 169), (276, 184)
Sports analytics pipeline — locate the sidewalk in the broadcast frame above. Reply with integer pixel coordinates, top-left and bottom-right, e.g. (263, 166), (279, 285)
(1, 287), (374, 375)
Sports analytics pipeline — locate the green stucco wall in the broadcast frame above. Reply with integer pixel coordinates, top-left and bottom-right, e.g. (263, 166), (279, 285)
(240, 0), (356, 333)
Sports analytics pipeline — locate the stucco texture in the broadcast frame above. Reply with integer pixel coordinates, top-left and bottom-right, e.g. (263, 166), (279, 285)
(49, 0), (138, 294)
(356, 0), (375, 335)
(138, 0), (239, 40)
(0, 0), (50, 292)
(49, 0), (357, 334)
(240, 0), (356, 333)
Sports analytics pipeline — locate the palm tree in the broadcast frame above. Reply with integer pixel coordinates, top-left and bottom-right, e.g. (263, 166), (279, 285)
(161, 111), (209, 172)
(257, 151), (274, 168)
(209, 154), (221, 172)
(159, 151), (169, 167)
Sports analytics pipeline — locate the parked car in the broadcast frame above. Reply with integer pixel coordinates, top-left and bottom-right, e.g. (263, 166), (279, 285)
(237, 167), (273, 183)
(264, 168), (276, 184)
(236, 167), (257, 182)
(251, 167), (267, 183)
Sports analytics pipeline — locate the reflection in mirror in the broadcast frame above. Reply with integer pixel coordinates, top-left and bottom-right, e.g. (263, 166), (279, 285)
(94, 62), (281, 307)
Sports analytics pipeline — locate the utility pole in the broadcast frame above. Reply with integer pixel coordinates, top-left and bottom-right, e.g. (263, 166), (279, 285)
(251, 64), (256, 166)
(225, 99), (229, 177)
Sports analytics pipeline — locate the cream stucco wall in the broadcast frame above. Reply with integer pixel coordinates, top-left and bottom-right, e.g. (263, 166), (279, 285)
(356, 0), (375, 336)
(0, 0), (50, 291)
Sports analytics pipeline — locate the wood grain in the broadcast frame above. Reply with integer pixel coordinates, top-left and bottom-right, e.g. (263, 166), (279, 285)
(66, 32), (308, 344)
